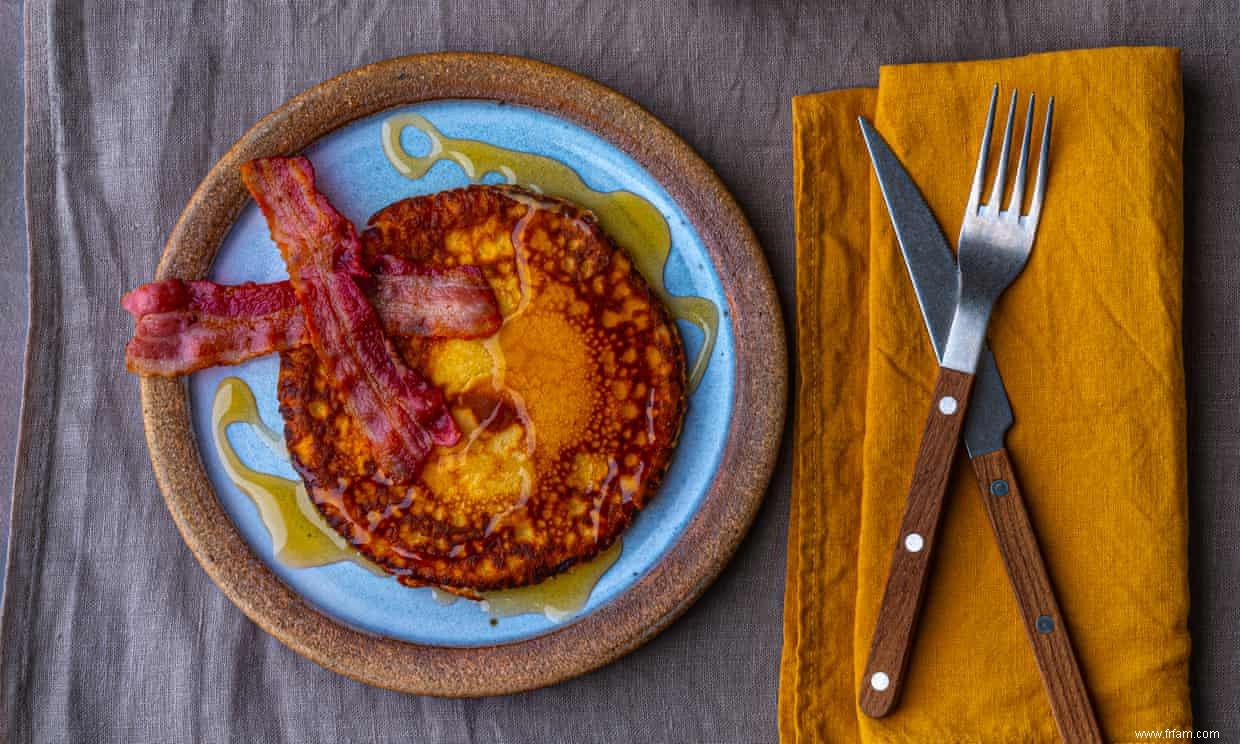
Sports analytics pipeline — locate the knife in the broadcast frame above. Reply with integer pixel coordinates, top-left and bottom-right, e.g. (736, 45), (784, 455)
(856, 117), (1102, 742)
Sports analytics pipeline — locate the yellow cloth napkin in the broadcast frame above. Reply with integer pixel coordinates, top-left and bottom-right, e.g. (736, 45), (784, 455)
(781, 48), (1190, 743)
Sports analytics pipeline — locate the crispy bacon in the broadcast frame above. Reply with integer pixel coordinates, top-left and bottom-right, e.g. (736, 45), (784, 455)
(123, 279), (302, 376)
(365, 258), (502, 339)
(240, 156), (458, 483)
(123, 266), (500, 377)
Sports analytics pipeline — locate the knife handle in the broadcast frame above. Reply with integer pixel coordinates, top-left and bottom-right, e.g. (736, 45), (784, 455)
(860, 367), (974, 718)
(970, 448), (1103, 744)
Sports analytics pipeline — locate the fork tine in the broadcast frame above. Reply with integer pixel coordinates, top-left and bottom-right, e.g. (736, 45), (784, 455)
(967, 85), (999, 213)
(1007, 93), (1035, 214)
(1027, 96), (1055, 226)
(988, 89), (1019, 210)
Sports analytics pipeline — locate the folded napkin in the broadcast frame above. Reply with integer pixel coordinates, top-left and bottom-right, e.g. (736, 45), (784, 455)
(781, 48), (1189, 743)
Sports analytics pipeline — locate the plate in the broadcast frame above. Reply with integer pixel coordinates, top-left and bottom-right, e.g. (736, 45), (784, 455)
(141, 53), (785, 695)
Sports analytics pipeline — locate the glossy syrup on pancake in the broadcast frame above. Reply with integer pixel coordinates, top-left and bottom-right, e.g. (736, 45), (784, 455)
(278, 185), (687, 591)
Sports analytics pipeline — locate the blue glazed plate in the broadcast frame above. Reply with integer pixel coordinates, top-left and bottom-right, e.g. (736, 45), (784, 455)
(187, 99), (736, 647)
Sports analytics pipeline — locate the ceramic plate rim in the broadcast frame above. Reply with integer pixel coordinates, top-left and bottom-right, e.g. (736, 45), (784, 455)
(140, 52), (786, 696)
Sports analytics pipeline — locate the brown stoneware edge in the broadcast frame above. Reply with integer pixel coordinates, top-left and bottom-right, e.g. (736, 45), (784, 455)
(140, 52), (787, 696)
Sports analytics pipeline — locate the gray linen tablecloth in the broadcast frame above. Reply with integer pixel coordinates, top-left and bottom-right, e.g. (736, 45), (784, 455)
(3, 2), (1238, 742)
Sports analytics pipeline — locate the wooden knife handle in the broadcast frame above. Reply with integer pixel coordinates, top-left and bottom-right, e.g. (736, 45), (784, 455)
(970, 448), (1103, 744)
(860, 367), (974, 717)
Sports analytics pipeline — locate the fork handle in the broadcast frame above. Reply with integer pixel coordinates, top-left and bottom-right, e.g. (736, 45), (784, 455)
(860, 367), (974, 717)
(970, 448), (1103, 743)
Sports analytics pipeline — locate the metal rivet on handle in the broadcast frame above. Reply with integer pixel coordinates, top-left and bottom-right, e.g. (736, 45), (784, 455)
(938, 396), (958, 415)
(1036, 615), (1055, 634)
(990, 479), (1009, 496)
(904, 533), (925, 553)
(870, 672), (890, 691)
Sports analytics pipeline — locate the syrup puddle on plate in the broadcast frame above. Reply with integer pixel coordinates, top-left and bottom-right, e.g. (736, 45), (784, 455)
(211, 375), (620, 623)
(381, 111), (720, 391)
(211, 376), (383, 574)
(430, 540), (623, 623)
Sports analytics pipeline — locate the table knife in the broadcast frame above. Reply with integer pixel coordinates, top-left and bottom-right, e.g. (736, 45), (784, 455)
(856, 117), (1102, 743)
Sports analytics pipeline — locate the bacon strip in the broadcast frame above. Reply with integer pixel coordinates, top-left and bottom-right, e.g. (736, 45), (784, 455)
(123, 266), (500, 377)
(365, 258), (504, 339)
(240, 156), (459, 483)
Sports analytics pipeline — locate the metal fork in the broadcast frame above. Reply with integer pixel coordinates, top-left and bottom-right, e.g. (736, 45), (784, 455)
(943, 86), (1053, 372)
(859, 85), (1053, 718)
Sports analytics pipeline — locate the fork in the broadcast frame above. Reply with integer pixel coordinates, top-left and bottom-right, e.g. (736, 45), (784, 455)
(859, 86), (1053, 717)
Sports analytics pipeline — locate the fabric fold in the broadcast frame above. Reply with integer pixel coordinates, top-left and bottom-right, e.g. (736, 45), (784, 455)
(782, 47), (1189, 743)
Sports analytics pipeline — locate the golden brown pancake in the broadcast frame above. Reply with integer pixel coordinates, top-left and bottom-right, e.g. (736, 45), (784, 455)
(277, 185), (686, 591)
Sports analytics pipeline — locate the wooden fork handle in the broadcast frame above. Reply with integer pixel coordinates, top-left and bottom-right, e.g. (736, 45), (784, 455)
(860, 367), (974, 717)
(970, 448), (1103, 744)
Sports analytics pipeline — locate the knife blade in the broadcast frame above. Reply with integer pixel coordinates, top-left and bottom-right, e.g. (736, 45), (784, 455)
(857, 117), (1101, 743)
(857, 118), (1011, 456)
